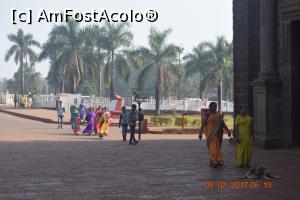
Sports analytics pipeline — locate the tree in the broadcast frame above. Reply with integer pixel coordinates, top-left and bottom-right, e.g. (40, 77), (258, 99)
(104, 22), (133, 99)
(6, 65), (47, 94)
(184, 43), (212, 99)
(83, 25), (110, 97)
(175, 46), (184, 100)
(203, 36), (233, 112)
(132, 27), (177, 115)
(5, 29), (40, 94)
(40, 20), (84, 93)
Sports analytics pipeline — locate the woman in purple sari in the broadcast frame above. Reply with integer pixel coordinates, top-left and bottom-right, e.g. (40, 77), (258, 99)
(83, 107), (95, 135)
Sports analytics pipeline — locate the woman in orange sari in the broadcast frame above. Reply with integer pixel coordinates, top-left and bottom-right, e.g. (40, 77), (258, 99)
(199, 102), (231, 168)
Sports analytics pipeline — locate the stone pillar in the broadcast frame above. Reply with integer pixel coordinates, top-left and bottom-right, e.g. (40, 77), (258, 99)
(252, 0), (282, 148)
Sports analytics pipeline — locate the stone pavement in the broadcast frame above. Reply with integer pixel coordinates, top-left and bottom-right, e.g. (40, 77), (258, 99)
(0, 112), (300, 200)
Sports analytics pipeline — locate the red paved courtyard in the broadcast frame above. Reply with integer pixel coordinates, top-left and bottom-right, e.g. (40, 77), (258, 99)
(0, 111), (299, 200)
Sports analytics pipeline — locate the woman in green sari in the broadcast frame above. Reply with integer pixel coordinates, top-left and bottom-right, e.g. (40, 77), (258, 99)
(235, 105), (254, 168)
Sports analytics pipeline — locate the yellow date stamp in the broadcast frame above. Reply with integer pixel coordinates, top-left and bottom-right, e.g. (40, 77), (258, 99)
(203, 180), (273, 189)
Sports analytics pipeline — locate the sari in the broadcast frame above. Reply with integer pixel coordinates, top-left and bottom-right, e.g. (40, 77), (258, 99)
(73, 115), (81, 134)
(83, 111), (95, 134)
(204, 113), (224, 163)
(235, 115), (253, 167)
(99, 113), (107, 137)
(94, 110), (102, 134)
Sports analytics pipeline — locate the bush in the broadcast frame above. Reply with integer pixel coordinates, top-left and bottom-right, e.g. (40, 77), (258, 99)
(175, 116), (189, 127)
(150, 116), (174, 126)
(171, 108), (178, 117)
(191, 118), (201, 127)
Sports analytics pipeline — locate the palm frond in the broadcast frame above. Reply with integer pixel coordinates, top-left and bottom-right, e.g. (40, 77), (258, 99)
(5, 45), (19, 62)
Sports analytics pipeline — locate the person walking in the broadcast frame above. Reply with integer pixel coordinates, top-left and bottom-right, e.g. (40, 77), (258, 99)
(70, 105), (79, 130)
(128, 104), (138, 145)
(57, 100), (65, 129)
(20, 95), (27, 108)
(199, 102), (231, 168)
(83, 107), (96, 135)
(235, 105), (254, 168)
(79, 101), (86, 123)
(119, 106), (129, 141)
(13, 93), (18, 108)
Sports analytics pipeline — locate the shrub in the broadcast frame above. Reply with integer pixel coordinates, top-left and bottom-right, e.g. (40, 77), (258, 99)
(150, 116), (174, 126)
(191, 118), (201, 127)
(171, 108), (178, 117)
(175, 116), (188, 127)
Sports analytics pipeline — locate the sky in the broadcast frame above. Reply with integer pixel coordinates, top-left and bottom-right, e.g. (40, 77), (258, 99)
(0, 0), (233, 79)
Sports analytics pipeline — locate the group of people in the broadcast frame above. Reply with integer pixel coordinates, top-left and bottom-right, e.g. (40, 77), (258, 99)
(56, 99), (139, 145)
(13, 93), (32, 108)
(199, 102), (253, 169)
(58, 99), (254, 161)
(70, 102), (112, 140)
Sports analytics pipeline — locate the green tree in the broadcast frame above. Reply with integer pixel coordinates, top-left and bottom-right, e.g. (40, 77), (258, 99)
(104, 22), (133, 99)
(5, 29), (40, 94)
(204, 36), (233, 111)
(6, 65), (46, 94)
(40, 20), (84, 93)
(132, 27), (177, 115)
(174, 45), (184, 100)
(83, 25), (110, 96)
(184, 43), (211, 99)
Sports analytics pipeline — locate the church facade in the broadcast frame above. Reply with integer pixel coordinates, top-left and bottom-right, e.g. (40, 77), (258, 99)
(233, 0), (300, 148)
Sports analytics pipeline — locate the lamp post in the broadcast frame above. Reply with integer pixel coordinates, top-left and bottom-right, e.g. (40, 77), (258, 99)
(133, 91), (145, 141)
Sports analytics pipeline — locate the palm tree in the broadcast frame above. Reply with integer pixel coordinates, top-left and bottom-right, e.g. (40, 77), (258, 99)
(184, 43), (211, 99)
(5, 29), (40, 94)
(204, 36), (232, 112)
(132, 27), (177, 115)
(40, 20), (84, 93)
(83, 25), (110, 97)
(175, 45), (184, 100)
(104, 22), (133, 99)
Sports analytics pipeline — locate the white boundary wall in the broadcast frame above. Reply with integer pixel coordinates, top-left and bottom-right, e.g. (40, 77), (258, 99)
(1, 93), (234, 113)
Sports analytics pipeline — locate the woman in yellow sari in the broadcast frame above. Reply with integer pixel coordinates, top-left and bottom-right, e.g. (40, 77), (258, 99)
(235, 105), (253, 168)
(199, 102), (231, 168)
(99, 107), (108, 139)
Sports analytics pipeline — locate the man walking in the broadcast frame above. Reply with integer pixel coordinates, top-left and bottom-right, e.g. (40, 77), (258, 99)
(119, 106), (129, 141)
(128, 104), (138, 145)
(57, 100), (65, 129)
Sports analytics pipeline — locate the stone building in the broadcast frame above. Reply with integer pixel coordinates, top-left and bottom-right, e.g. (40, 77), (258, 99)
(233, 0), (300, 148)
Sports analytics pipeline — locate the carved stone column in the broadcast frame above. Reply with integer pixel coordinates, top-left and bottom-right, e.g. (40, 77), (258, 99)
(252, 0), (282, 148)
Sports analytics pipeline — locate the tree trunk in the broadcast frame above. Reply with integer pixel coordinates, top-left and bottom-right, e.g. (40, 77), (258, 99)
(155, 62), (161, 115)
(110, 51), (115, 100)
(24, 49), (28, 94)
(20, 52), (25, 95)
(178, 79), (181, 100)
(72, 76), (77, 94)
(60, 79), (65, 93)
(177, 53), (182, 100)
(99, 64), (102, 97)
(199, 73), (203, 99)
(218, 65), (222, 113)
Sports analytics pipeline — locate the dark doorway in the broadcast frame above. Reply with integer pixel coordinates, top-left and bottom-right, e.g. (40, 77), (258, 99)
(291, 20), (300, 145)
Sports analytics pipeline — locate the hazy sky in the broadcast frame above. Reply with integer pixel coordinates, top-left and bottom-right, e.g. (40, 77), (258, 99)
(0, 0), (233, 79)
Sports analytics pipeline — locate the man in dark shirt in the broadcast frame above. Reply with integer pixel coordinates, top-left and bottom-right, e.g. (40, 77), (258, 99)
(128, 104), (138, 145)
